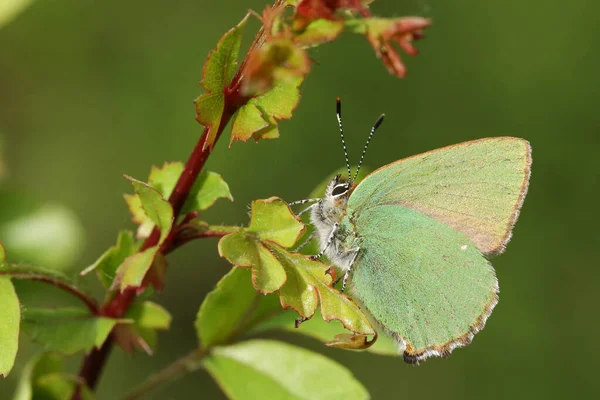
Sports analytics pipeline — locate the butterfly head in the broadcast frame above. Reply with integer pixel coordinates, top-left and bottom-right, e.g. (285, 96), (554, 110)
(325, 174), (353, 206)
(335, 97), (385, 188)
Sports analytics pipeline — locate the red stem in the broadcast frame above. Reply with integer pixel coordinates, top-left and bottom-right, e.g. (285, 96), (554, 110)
(72, 9), (266, 396)
(72, 106), (238, 400)
(0, 271), (98, 313)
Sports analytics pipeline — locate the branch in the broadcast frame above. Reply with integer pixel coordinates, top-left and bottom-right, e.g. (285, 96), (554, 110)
(0, 270), (98, 313)
(120, 348), (208, 400)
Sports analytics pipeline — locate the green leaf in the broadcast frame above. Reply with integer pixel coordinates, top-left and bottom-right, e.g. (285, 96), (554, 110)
(0, 273), (20, 376)
(253, 309), (399, 356)
(271, 247), (375, 340)
(0, 0), (33, 28)
(0, 192), (85, 270)
(14, 353), (95, 400)
(231, 76), (303, 144)
(115, 300), (172, 354)
(195, 15), (249, 150)
(241, 37), (309, 97)
(21, 307), (119, 355)
(195, 267), (281, 349)
(128, 301), (171, 330)
(294, 19), (345, 48)
(248, 197), (305, 247)
(80, 230), (138, 288)
(217, 197), (374, 347)
(204, 339), (369, 400)
(114, 177), (173, 291)
(218, 198), (304, 293)
(126, 163), (233, 238)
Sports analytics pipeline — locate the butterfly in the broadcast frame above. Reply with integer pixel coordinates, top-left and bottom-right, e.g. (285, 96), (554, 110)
(292, 98), (531, 363)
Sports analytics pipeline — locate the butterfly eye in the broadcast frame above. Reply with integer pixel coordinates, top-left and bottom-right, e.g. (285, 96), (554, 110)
(332, 184), (348, 197)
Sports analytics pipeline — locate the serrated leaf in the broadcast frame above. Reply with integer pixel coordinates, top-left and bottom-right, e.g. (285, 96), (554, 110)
(241, 37), (309, 97)
(196, 15), (249, 151)
(218, 232), (286, 294)
(80, 231), (138, 288)
(188, 170), (233, 211)
(217, 198), (374, 347)
(248, 197), (305, 247)
(21, 307), (119, 355)
(0, 274), (19, 376)
(230, 104), (269, 144)
(204, 339), (369, 400)
(126, 163), (232, 238)
(195, 267), (281, 349)
(218, 198), (304, 293)
(271, 247), (375, 342)
(114, 178), (173, 291)
(231, 76), (303, 144)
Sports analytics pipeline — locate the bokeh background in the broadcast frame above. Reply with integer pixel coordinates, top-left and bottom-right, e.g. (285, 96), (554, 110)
(1, 0), (599, 398)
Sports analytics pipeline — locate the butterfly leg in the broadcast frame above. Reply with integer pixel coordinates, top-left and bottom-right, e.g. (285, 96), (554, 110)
(310, 222), (338, 260)
(341, 247), (360, 293)
(297, 201), (319, 217)
(293, 231), (316, 252)
(287, 198), (320, 206)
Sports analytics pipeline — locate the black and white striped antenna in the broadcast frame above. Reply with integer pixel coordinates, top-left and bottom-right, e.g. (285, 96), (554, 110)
(336, 97), (352, 186)
(353, 113), (385, 183)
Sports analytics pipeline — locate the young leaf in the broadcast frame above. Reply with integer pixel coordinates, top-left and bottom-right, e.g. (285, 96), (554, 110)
(80, 230), (138, 288)
(218, 198), (374, 346)
(293, 0), (369, 31)
(14, 353), (94, 400)
(241, 37), (310, 97)
(195, 267), (281, 349)
(0, 273), (20, 376)
(293, 19), (345, 47)
(126, 163), (233, 238)
(270, 246), (376, 346)
(346, 16), (431, 78)
(204, 339), (369, 400)
(195, 15), (249, 151)
(231, 76), (303, 144)
(114, 177), (173, 291)
(218, 198), (304, 293)
(116, 300), (172, 354)
(21, 307), (119, 355)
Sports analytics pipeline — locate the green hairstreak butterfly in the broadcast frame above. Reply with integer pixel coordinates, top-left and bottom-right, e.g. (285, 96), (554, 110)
(293, 98), (531, 363)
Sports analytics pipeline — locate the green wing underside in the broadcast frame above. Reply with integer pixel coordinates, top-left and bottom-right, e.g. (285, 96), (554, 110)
(346, 205), (498, 359)
(348, 137), (531, 256)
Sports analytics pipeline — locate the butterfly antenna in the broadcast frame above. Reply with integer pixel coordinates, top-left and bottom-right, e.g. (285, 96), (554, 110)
(336, 97), (352, 186)
(353, 113), (385, 183)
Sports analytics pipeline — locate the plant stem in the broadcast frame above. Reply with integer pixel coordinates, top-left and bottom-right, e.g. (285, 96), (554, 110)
(72, 90), (239, 400)
(71, 7), (269, 396)
(120, 348), (209, 400)
(0, 270), (98, 313)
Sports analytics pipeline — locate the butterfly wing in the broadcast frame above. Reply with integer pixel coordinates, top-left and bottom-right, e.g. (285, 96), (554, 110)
(349, 137), (532, 256)
(345, 205), (497, 362)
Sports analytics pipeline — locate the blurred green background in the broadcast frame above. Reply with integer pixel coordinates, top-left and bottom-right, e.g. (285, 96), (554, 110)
(1, 0), (598, 398)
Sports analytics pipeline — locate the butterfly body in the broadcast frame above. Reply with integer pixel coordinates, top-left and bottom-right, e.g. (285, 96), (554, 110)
(309, 137), (531, 363)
